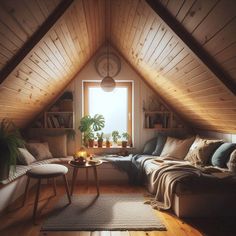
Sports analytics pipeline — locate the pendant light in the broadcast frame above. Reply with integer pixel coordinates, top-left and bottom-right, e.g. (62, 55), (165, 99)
(100, 0), (116, 92)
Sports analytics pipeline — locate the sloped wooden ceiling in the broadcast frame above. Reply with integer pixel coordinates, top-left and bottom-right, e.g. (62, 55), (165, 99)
(0, 0), (235, 134)
(0, 0), (63, 70)
(0, 0), (105, 127)
(110, 0), (236, 133)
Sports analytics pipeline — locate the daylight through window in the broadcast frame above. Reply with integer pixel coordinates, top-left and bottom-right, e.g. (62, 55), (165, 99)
(83, 82), (132, 140)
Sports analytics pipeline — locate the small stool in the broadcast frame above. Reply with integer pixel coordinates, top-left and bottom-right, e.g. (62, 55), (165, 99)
(22, 164), (71, 223)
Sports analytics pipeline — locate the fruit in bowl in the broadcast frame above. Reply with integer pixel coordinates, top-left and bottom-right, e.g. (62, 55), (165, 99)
(73, 154), (86, 165)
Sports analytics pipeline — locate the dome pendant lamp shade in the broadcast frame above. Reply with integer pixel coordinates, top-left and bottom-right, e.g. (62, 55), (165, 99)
(100, 75), (116, 92)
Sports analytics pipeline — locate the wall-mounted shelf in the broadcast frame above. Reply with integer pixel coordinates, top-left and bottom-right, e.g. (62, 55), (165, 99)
(44, 111), (74, 129)
(31, 91), (74, 129)
(143, 109), (185, 130)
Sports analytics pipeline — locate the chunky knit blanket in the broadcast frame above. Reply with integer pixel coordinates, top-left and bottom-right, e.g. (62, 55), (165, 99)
(145, 163), (202, 210)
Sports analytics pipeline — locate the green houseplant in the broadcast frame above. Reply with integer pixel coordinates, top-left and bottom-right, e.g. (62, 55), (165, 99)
(0, 119), (25, 180)
(79, 114), (105, 147)
(121, 132), (130, 148)
(111, 131), (121, 146)
(96, 132), (104, 148)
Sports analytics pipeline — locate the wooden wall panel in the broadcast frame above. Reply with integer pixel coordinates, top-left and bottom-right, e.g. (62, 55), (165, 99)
(0, 0), (62, 70)
(111, 0), (236, 134)
(155, 0), (236, 84)
(0, 0), (105, 127)
(0, 0), (235, 134)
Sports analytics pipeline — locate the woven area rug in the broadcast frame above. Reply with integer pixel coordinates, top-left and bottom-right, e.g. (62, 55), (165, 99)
(41, 194), (166, 231)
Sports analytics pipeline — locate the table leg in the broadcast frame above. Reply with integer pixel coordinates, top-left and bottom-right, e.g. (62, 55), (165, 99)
(63, 175), (71, 204)
(93, 166), (99, 196)
(70, 167), (78, 195)
(86, 168), (89, 190)
(33, 179), (41, 224)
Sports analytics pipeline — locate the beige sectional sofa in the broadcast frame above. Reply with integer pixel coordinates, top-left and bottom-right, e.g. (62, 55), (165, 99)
(134, 134), (236, 217)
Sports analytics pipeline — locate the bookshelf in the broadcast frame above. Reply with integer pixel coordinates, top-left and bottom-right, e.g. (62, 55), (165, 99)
(44, 111), (74, 129)
(32, 91), (74, 129)
(144, 110), (184, 130)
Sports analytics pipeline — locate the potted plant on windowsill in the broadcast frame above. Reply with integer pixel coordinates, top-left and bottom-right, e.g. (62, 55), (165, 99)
(121, 132), (130, 148)
(96, 132), (104, 148)
(104, 134), (111, 148)
(0, 119), (25, 181)
(88, 132), (95, 148)
(79, 114), (105, 147)
(111, 131), (121, 147)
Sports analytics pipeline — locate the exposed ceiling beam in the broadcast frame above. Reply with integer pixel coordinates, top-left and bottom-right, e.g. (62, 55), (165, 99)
(0, 0), (74, 84)
(146, 0), (236, 95)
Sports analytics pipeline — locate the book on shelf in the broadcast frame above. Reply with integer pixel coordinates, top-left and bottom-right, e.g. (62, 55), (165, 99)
(68, 115), (73, 128)
(47, 117), (53, 128)
(51, 116), (60, 128)
(58, 116), (65, 128)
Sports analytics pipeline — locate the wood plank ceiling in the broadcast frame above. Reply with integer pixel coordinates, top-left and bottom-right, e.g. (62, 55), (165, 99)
(0, 0), (105, 127)
(110, 0), (236, 133)
(0, 0), (235, 134)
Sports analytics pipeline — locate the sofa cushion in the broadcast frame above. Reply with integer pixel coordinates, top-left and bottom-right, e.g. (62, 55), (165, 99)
(160, 136), (195, 159)
(43, 134), (67, 157)
(17, 148), (36, 165)
(227, 149), (236, 172)
(143, 138), (157, 155)
(0, 156), (73, 185)
(184, 136), (223, 165)
(211, 143), (236, 168)
(26, 142), (53, 161)
(152, 134), (167, 156)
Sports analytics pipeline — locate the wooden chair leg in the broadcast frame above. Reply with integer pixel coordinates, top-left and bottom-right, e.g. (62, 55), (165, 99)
(22, 176), (30, 207)
(93, 167), (100, 196)
(53, 178), (57, 196)
(63, 175), (71, 204)
(33, 179), (41, 224)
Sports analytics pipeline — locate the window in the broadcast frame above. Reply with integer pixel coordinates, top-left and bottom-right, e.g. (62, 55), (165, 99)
(83, 82), (132, 139)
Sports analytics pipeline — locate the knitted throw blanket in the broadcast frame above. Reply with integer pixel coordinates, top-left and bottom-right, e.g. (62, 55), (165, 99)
(145, 163), (202, 210)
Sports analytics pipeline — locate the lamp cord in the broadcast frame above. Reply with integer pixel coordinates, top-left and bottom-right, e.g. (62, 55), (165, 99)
(107, 0), (110, 77)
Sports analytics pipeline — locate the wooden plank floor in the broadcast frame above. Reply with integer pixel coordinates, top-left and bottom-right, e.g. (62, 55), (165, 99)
(0, 183), (236, 236)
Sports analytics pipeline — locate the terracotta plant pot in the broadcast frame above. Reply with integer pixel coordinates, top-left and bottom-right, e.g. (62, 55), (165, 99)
(121, 141), (127, 148)
(88, 139), (94, 148)
(98, 140), (103, 148)
(106, 141), (111, 148)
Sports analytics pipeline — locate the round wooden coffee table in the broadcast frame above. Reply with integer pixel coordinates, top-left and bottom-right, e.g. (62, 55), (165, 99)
(68, 160), (102, 196)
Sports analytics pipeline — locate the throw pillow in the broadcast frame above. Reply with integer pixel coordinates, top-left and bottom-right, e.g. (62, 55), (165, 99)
(142, 137), (158, 155)
(227, 149), (236, 172)
(152, 134), (167, 156)
(43, 134), (67, 157)
(26, 142), (53, 160)
(160, 136), (195, 159)
(17, 148), (36, 165)
(211, 143), (236, 167)
(184, 137), (223, 165)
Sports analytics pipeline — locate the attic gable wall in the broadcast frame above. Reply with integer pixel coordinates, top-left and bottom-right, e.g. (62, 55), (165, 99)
(110, 0), (236, 133)
(0, 0), (105, 128)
